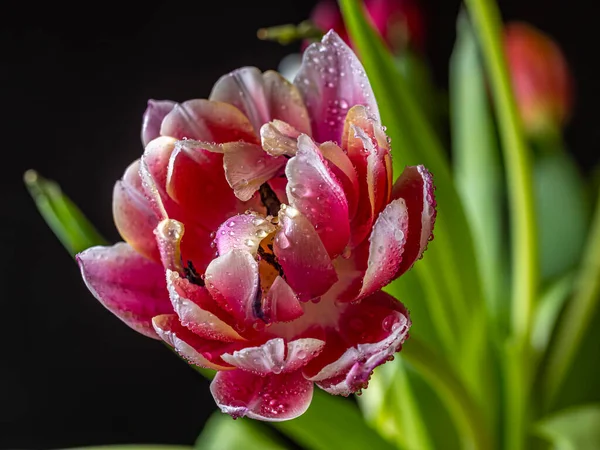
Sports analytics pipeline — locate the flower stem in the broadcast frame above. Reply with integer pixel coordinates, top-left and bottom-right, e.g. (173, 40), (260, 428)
(543, 186), (600, 408)
(403, 336), (493, 450)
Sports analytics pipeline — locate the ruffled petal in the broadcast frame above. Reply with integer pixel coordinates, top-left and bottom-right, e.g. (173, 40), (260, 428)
(286, 134), (350, 258)
(204, 249), (260, 326)
(166, 140), (238, 230)
(152, 314), (241, 370)
(274, 206), (338, 301)
(210, 369), (313, 421)
(391, 165), (437, 277)
(160, 99), (258, 144)
(214, 213), (276, 257)
(76, 243), (171, 339)
(260, 120), (301, 157)
(359, 198), (409, 299)
(305, 291), (410, 396)
(141, 99), (176, 147)
(166, 270), (245, 342)
(294, 30), (380, 143)
(222, 142), (286, 202)
(261, 276), (304, 323)
(221, 337), (325, 375)
(112, 159), (161, 262)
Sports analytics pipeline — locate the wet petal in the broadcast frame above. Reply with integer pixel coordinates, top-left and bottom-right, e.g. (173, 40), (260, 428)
(274, 206), (338, 301)
(221, 337), (324, 375)
(160, 99), (258, 144)
(204, 249), (259, 325)
(260, 120), (301, 157)
(320, 141), (359, 220)
(113, 159), (161, 262)
(261, 276), (304, 323)
(262, 70), (311, 135)
(359, 198), (409, 299)
(167, 270), (245, 342)
(152, 314), (240, 370)
(141, 99), (176, 147)
(391, 165), (437, 277)
(222, 142), (286, 201)
(306, 291), (410, 396)
(294, 30), (379, 143)
(76, 243), (171, 339)
(210, 369), (313, 421)
(214, 213), (276, 257)
(140, 136), (178, 218)
(286, 134), (350, 258)
(166, 140), (238, 230)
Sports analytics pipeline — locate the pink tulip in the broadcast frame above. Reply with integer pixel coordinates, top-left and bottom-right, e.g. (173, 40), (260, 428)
(77, 31), (436, 421)
(309, 0), (425, 53)
(505, 22), (574, 135)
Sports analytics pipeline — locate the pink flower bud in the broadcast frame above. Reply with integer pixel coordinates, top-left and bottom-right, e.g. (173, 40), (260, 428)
(505, 22), (574, 135)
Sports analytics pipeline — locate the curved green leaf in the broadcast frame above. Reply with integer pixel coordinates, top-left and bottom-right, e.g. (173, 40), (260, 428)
(535, 405), (600, 450)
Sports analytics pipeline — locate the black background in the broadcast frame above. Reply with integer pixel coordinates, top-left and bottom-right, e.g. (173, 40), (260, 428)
(2, 0), (598, 448)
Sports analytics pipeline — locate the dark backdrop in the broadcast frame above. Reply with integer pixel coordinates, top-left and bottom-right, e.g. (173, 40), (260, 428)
(1, 0), (597, 448)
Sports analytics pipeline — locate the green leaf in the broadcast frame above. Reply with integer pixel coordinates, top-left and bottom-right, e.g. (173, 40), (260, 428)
(450, 12), (508, 323)
(195, 413), (286, 450)
(24, 170), (108, 256)
(535, 405), (600, 450)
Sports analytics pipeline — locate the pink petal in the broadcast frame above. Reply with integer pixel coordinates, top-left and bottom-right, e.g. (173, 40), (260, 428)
(222, 142), (286, 202)
(221, 337), (325, 375)
(294, 30), (380, 144)
(261, 276), (304, 323)
(267, 177), (289, 205)
(285, 134), (350, 258)
(210, 67), (311, 135)
(152, 314), (241, 370)
(391, 165), (437, 277)
(77, 243), (172, 339)
(160, 99), (258, 144)
(166, 140), (239, 230)
(273, 206), (338, 301)
(210, 369), (313, 421)
(166, 270), (245, 342)
(306, 291), (411, 396)
(320, 141), (360, 220)
(141, 99), (176, 147)
(260, 120), (301, 157)
(204, 249), (259, 326)
(214, 213), (276, 257)
(112, 159), (161, 262)
(139, 136), (177, 218)
(359, 198), (409, 299)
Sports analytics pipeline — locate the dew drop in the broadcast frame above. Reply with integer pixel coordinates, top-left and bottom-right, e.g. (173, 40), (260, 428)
(382, 314), (396, 332)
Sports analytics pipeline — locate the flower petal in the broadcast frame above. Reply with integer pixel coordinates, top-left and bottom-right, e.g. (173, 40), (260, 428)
(210, 369), (313, 421)
(391, 165), (437, 277)
(221, 337), (325, 375)
(260, 120), (301, 157)
(141, 99), (176, 147)
(214, 213), (276, 257)
(222, 142), (286, 201)
(305, 291), (410, 396)
(286, 134), (350, 258)
(76, 243), (171, 339)
(359, 198), (409, 299)
(261, 276), (304, 323)
(262, 70), (311, 135)
(166, 270), (245, 342)
(140, 136), (178, 218)
(320, 141), (360, 220)
(113, 159), (161, 262)
(152, 314), (239, 370)
(160, 99), (258, 144)
(273, 206), (338, 301)
(204, 249), (259, 326)
(294, 30), (379, 143)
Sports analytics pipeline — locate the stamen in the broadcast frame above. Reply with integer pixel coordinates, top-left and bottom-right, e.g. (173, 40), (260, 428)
(259, 182), (282, 217)
(183, 260), (205, 286)
(258, 245), (284, 277)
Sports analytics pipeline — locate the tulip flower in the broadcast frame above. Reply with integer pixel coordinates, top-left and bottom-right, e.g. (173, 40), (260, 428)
(77, 31), (436, 422)
(504, 22), (574, 136)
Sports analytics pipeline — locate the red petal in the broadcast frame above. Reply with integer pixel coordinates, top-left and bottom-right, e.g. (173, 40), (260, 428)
(320, 141), (360, 220)
(77, 243), (172, 339)
(214, 213), (276, 257)
(391, 165), (437, 276)
(286, 135), (350, 258)
(210, 369), (313, 421)
(262, 276), (304, 323)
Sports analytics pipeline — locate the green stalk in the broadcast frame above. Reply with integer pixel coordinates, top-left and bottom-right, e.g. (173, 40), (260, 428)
(403, 337), (493, 450)
(543, 187), (600, 408)
(463, 0), (538, 448)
